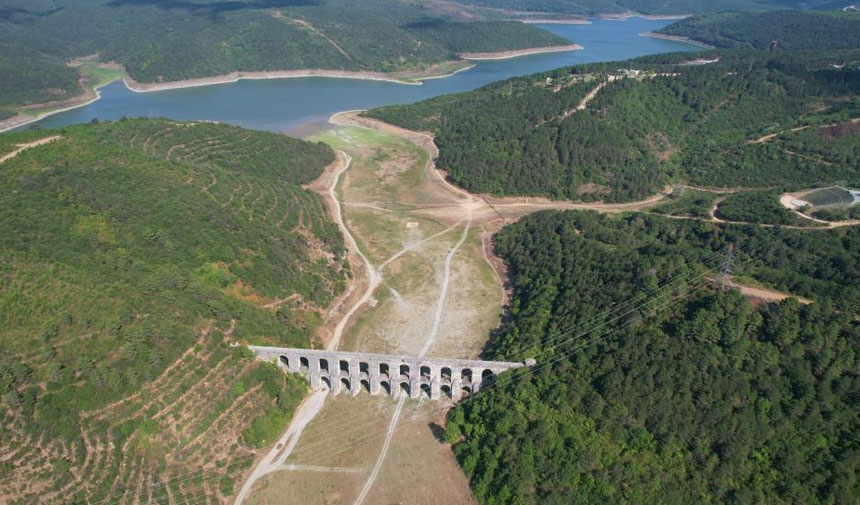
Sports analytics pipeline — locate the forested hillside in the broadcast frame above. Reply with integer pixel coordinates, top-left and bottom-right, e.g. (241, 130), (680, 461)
(656, 10), (860, 50)
(0, 0), (567, 115)
(445, 210), (860, 505)
(366, 50), (860, 201)
(0, 119), (346, 504)
(0, 44), (81, 120)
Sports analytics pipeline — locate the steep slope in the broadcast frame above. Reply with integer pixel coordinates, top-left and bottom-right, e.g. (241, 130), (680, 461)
(366, 50), (860, 201)
(0, 119), (347, 505)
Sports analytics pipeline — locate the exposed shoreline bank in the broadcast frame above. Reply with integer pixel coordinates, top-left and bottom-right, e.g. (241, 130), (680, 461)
(124, 69), (427, 93)
(7, 45), (623, 133)
(460, 43), (582, 60)
(517, 12), (691, 23)
(0, 76), (120, 134)
(521, 18), (591, 24)
(0, 64), (473, 133)
(639, 31), (714, 49)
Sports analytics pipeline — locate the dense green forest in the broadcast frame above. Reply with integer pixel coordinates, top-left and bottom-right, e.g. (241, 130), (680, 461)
(366, 50), (860, 201)
(445, 210), (859, 505)
(0, 119), (346, 504)
(0, 43), (82, 119)
(0, 0), (567, 114)
(452, 0), (846, 15)
(657, 10), (860, 50)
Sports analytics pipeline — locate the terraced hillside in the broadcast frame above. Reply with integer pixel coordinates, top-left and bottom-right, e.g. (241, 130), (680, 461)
(366, 50), (860, 201)
(0, 119), (347, 505)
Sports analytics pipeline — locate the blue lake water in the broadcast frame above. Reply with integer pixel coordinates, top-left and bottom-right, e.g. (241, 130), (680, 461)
(29, 18), (700, 133)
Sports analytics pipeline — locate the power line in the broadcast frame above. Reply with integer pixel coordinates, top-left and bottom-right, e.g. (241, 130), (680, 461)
(78, 250), (732, 505)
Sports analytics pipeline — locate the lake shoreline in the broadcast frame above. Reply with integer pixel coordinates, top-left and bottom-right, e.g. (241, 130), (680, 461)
(639, 31), (714, 49)
(0, 42), (581, 133)
(125, 69), (427, 93)
(4, 18), (705, 134)
(460, 44), (583, 60)
(0, 78), (117, 134)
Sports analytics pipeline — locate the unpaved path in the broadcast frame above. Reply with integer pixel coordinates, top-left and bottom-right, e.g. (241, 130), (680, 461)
(0, 136), (62, 165)
(747, 125), (810, 144)
(352, 222), (472, 505)
(330, 111), (671, 227)
(291, 19), (352, 60)
(233, 390), (328, 505)
(710, 276), (812, 304)
(234, 152), (379, 505)
(319, 151), (383, 349)
(563, 76), (613, 118)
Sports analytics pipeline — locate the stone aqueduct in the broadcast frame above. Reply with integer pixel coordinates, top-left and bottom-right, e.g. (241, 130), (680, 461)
(250, 346), (530, 401)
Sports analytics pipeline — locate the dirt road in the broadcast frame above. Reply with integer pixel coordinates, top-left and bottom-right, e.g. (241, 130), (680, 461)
(235, 152), (382, 505)
(330, 111), (670, 229)
(0, 136), (62, 165)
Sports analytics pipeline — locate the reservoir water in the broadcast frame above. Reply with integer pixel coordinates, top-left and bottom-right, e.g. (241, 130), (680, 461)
(29, 18), (699, 133)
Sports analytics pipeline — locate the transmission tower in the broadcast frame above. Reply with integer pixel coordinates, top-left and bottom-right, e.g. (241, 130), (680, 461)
(718, 244), (735, 291)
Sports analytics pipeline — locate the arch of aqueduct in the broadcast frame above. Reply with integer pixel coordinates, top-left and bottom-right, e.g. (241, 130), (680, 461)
(250, 346), (530, 401)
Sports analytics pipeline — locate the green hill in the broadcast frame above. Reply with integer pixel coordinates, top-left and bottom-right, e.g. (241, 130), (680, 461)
(656, 10), (860, 50)
(0, 43), (82, 120)
(445, 210), (860, 505)
(365, 50), (860, 201)
(0, 118), (346, 504)
(0, 0), (568, 115)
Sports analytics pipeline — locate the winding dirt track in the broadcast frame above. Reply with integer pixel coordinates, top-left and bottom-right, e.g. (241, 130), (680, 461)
(237, 110), (844, 504)
(0, 136), (62, 165)
(234, 151), (378, 505)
